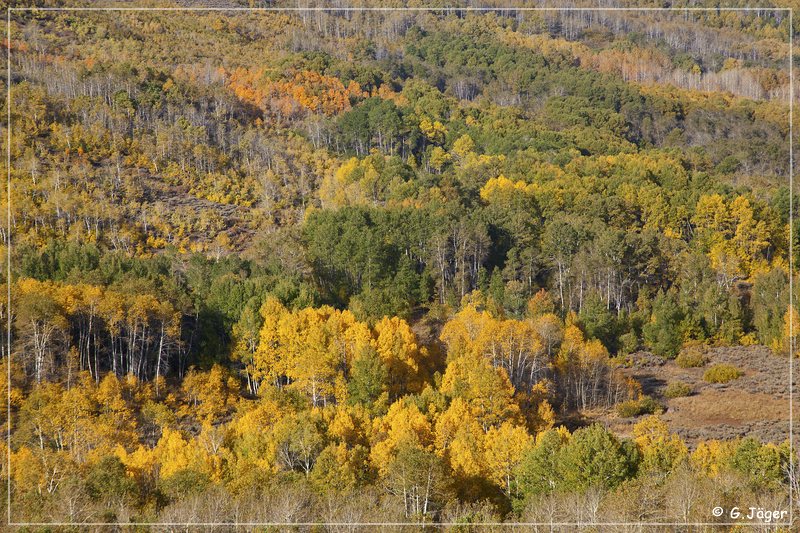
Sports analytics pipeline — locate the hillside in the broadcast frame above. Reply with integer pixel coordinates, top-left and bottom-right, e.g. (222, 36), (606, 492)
(2, 2), (796, 527)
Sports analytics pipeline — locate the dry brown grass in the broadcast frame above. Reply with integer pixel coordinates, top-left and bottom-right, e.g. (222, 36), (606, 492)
(595, 345), (791, 446)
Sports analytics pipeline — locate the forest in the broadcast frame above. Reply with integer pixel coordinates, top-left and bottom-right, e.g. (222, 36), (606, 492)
(1, 0), (797, 528)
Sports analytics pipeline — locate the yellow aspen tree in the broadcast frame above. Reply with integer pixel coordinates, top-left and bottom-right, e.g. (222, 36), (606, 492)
(440, 355), (523, 430)
(434, 398), (485, 480)
(228, 397), (285, 473)
(633, 416), (688, 476)
(280, 307), (339, 406)
(781, 305), (799, 356)
(326, 404), (369, 448)
(154, 428), (214, 480)
(690, 440), (735, 477)
(373, 316), (428, 396)
(254, 296), (289, 389)
(692, 193), (733, 248)
(371, 400), (433, 476)
(730, 196), (770, 273)
(181, 365), (239, 424)
(483, 422), (532, 497)
(115, 444), (157, 486)
(95, 373), (138, 449)
(11, 446), (47, 496)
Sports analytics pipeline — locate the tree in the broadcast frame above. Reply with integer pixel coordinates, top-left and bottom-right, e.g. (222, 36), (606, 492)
(633, 416), (687, 478)
(253, 296), (289, 390)
(384, 443), (452, 519)
(231, 300), (264, 395)
(643, 291), (683, 358)
(579, 291), (618, 353)
(690, 440), (734, 477)
(556, 324), (632, 410)
(371, 401), (433, 476)
(434, 398), (485, 482)
(677, 251), (743, 343)
(440, 355), (522, 430)
(336, 98), (408, 156)
(181, 365), (239, 424)
(347, 346), (389, 410)
(692, 193), (732, 251)
(783, 305), (799, 357)
(751, 267), (789, 351)
(16, 280), (68, 384)
(542, 218), (583, 310)
(274, 411), (326, 477)
(531, 313), (562, 357)
(729, 437), (790, 491)
(154, 429), (214, 482)
(84, 455), (139, 505)
(158, 468), (211, 501)
(311, 442), (373, 494)
(527, 290), (556, 319)
(558, 424), (634, 492)
(516, 428), (569, 501)
(373, 316), (429, 397)
(440, 304), (547, 391)
(95, 373), (138, 449)
(483, 422), (532, 498)
(277, 307), (340, 406)
(729, 196), (770, 273)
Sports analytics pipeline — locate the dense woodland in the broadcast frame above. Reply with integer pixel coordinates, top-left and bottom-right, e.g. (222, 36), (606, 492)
(1, 1), (798, 527)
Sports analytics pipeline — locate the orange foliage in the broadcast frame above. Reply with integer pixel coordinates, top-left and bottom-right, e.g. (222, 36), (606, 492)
(226, 68), (365, 121)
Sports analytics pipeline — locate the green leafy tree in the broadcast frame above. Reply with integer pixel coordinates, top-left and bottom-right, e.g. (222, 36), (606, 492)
(385, 443), (452, 519)
(515, 429), (568, 502)
(347, 346), (389, 410)
(579, 292), (618, 353)
(751, 267), (789, 350)
(643, 291), (683, 358)
(558, 424), (635, 492)
(84, 455), (139, 504)
(729, 438), (790, 491)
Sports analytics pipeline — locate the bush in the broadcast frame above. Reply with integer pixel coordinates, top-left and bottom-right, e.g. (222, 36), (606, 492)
(616, 395), (663, 418)
(638, 396), (663, 415)
(675, 348), (707, 368)
(616, 400), (642, 418)
(703, 364), (743, 384)
(664, 382), (692, 398)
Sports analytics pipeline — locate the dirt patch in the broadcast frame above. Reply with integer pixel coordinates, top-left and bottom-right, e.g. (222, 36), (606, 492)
(602, 345), (792, 446)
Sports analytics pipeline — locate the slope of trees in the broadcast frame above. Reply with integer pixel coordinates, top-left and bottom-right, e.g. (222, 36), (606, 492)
(1, 4), (795, 526)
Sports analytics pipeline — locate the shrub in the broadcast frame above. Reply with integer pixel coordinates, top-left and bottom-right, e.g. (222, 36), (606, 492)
(703, 364), (743, 384)
(616, 400), (642, 418)
(638, 396), (663, 415)
(616, 395), (663, 418)
(664, 382), (692, 398)
(675, 348), (707, 368)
